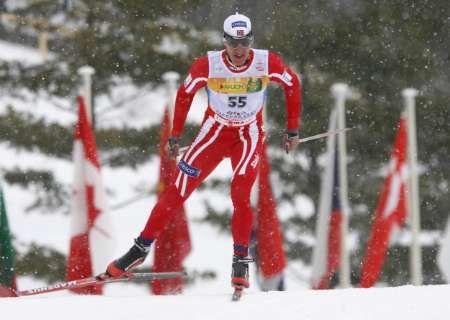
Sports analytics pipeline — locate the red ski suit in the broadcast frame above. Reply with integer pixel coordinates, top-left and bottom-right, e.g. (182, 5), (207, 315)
(141, 49), (301, 256)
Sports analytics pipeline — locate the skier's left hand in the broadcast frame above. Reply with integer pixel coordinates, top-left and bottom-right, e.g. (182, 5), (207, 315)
(282, 132), (299, 154)
(168, 136), (180, 159)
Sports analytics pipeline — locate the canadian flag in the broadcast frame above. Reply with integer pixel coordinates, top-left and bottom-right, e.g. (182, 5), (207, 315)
(360, 115), (408, 288)
(152, 106), (191, 295)
(255, 142), (286, 291)
(311, 108), (342, 289)
(66, 96), (115, 294)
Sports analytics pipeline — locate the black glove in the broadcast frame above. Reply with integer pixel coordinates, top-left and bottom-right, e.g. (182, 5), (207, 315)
(168, 136), (180, 159)
(282, 130), (300, 154)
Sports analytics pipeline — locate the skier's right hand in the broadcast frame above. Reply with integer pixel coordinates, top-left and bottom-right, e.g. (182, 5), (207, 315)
(168, 136), (180, 159)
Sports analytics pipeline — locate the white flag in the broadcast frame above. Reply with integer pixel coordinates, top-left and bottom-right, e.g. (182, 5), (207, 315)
(438, 217), (450, 282)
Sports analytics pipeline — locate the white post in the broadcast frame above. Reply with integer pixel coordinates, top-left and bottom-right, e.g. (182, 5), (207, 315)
(162, 71), (180, 120)
(77, 66), (96, 124)
(402, 88), (422, 286)
(331, 83), (351, 288)
(38, 31), (49, 60)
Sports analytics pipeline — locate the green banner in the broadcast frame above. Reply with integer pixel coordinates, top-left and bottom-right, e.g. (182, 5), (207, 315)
(0, 184), (16, 288)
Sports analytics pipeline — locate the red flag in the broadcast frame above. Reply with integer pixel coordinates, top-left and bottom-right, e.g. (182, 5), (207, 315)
(311, 109), (342, 289)
(360, 115), (408, 288)
(66, 96), (114, 294)
(152, 106), (191, 295)
(255, 142), (286, 290)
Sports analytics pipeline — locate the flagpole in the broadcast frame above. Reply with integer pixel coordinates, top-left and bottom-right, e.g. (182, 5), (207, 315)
(162, 71), (180, 122)
(331, 83), (351, 288)
(402, 88), (422, 286)
(78, 66), (95, 125)
(310, 108), (337, 289)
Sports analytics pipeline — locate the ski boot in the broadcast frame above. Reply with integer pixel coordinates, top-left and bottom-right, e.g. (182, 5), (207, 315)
(100, 237), (152, 279)
(231, 255), (254, 301)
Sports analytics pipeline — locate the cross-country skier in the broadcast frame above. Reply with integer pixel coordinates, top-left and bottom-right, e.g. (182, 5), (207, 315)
(103, 12), (302, 293)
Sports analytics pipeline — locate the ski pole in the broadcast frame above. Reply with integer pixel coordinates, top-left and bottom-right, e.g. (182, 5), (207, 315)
(178, 127), (352, 154)
(297, 127), (352, 144)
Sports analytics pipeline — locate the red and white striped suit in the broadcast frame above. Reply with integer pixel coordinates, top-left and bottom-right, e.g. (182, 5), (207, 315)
(141, 49), (301, 256)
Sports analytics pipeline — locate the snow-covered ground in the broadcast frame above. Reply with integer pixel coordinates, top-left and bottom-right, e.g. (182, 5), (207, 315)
(2, 284), (450, 320)
(0, 40), (49, 65)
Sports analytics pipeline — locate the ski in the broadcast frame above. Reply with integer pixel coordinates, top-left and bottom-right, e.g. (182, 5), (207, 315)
(0, 271), (187, 298)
